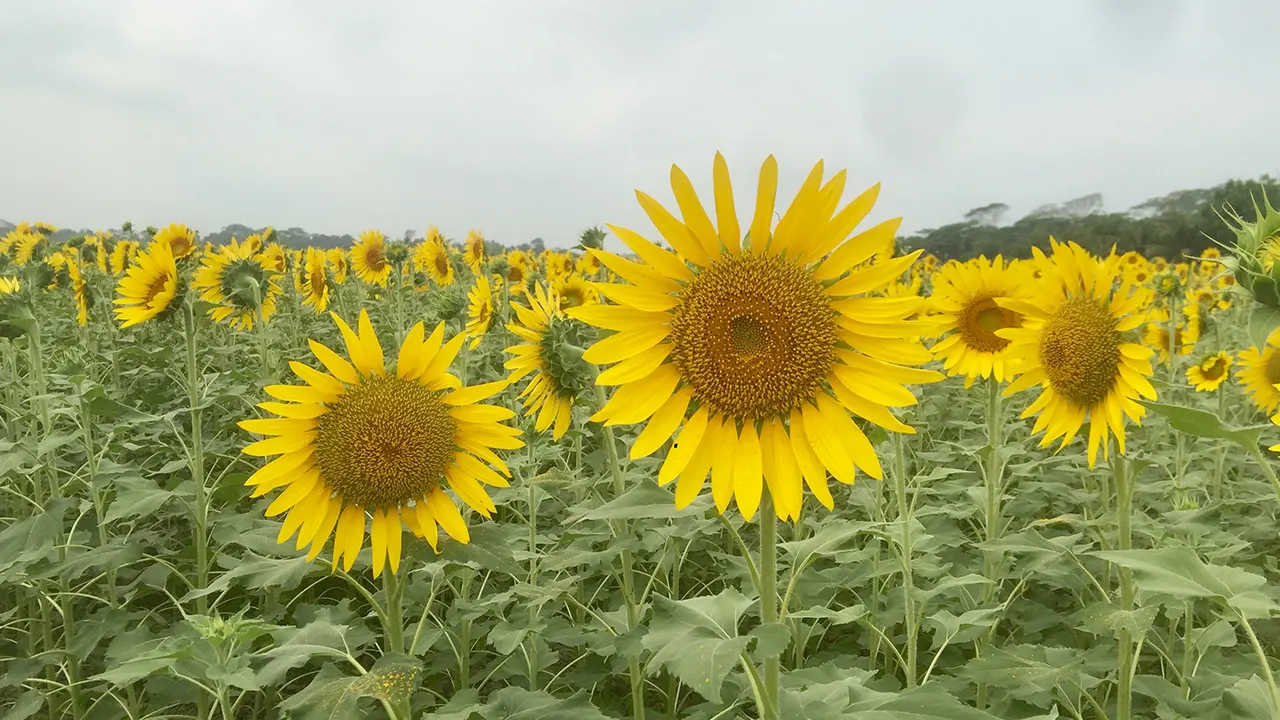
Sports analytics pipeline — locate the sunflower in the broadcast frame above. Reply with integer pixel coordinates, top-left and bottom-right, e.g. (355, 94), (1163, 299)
(68, 255), (90, 326)
(1237, 339), (1280, 414)
(11, 231), (45, 266)
(570, 154), (942, 521)
(416, 239), (455, 287)
(110, 240), (137, 276)
(351, 230), (391, 287)
(997, 240), (1156, 468)
(1187, 351), (1231, 392)
(45, 251), (70, 289)
(191, 241), (284, 331)
(463, 230), (486, 273)
(576, 251), (603, 277)
(1142, 306), (1199, 364)
(505, 249), (534, 288)
(300, 248), (332, 313)
(504, 284), (593, 439)
(545, 252), (575, 281)
(114, 239), (180, 328)
(0, 277), (18, 294)
(464, 274), (495, 349)
(82, 233), (109, 273)
(260, 242), (288, 274)
(928, 255), (1029, 387)
(327, 248), (349, 284)
(153, 223), (197, 260)
(551, 274), (598, 311)
(238, 310), (521, 576)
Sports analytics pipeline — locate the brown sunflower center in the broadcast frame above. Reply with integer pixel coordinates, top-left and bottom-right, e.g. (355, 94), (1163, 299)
(314, 375), (456, 509)
(1039, 297), (1121, 408)
(1265, 349), (1280, 385)
(434, 252), (450, 276)
(1202, 356), (1228, 381)
(959, 297), (1020, 353)
(670, 253), (837, 420)
(366, 245), (386, 271)
(309, 267), (326, 294)
(145, 272), (172, 304)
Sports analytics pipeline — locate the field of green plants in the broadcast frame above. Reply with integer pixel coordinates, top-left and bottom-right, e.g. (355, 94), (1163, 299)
(4, 157), (1280, 720)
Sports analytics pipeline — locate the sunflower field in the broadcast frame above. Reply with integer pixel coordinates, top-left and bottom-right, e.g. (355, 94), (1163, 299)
(4, 156), (1280, 720)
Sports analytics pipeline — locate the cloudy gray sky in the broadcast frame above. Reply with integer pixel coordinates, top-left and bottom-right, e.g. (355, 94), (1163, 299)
(2, 1), (1277, 247)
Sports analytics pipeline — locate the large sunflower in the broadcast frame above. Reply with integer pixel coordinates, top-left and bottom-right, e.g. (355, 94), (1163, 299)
(300, 247), (332, 313)
(191, 241), (284, 331)
(465, 274), (494, 349)
(238, 310), (521, 576)
(464, 230), (486, 273)
(997, 240), (1156, 468)
(570, 154), (942, 521)
(352, 230), (392, 287)
(928, 255), (1029, 387)
(114, 240), (180, 328)
(153, 223), (197, 260)
(1237, 338), (1280, 414)
(1187, 351), (1231, 392)
(504, 284), (593, 439)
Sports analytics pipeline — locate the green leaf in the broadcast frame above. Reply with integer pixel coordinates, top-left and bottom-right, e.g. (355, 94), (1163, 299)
(1138, 401), (1268, 449)
(1247, 304), (1280, 349)
(787, 604), (867, 626)
(1092, 548), (1277, 617)
(1215, 675), (1277, 720)
(255, 619), (376, 687)
(279, 653), (421, 720)
(750, 622), (792, 660)
(642, 590), (754, 703)
(573, 478), (707, 521)
(103, 474), (175, 525)
(479, 687), (612, 719)
(0, 690), (43, 720)
(963, 645), (1102, 708)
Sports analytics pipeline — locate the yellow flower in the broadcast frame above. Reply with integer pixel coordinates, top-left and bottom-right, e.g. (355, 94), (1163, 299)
(1142, 306), (1199, 364)
(352, 230), (391, 286)
(571, 154), (942, 520)
(191, 241), (284, 331)
(0, 277), (19, 294)
(152, 223), (197, 260)
(551, 274), (598, 312)
(1187, 352), (1231, 392)
(505, 249), (534, 289)
(11, 231), (45, 266)
(68, 255), (90, 326)
(238, 310), (521, 577)
(114, 239), (179, 328)
(464, 274), (494, 349)
(576, 251), (603, 277)
(260, 242), (287, 274)
(300, 248), (332, 313)
(415, 238), (455, 287)
(928, 255), (1030, 387)
(504, 284), (592, 439)
(464, 230), (486, 273)
(997, 240), (1156, 468)
(110, 240), (137, 276)
(545, 252), (575, 281)
(1237, 340), (1280, 414)
(327, 248), (349, 284)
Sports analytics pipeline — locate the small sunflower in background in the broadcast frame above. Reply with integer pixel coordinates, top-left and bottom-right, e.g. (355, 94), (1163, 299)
(576, 251), (603, 277)
(191, 240), (284, 331)
(114, 238), (180, 328)
(352, 229), (391, 287)
(0, 277), (19, 294)
(416, 238), (455, 287)
(1142, 306), (1200, 364)
(259, 241), (288, 274)
(464, 274), (494, 349)
(110, 240), (137, 276)
(1237, 338), (1280, 414)
(68, 254), (91, 326)
(464, 229), (486, 273)
(572, 153), (943, 520)
(504, 249), (534, 289)
(928, 255), (1030, 387)
(504, 284), (594, 439)
(998, 240), (1156, 468)
(551, 274), (598, 311)
(327, 248), (349, 284)
(300, 247), (332, 313)
(238, 310), (521, 576)
(152, 223), (197, 261)
(1187, 351), (1232, 392)
(11, 231), (46, 266)
(545, 252), (575, 281)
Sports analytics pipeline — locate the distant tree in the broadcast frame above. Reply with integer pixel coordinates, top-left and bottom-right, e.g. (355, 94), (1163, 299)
(530, 237), (545, 253)
(962, 203), (1010, 227)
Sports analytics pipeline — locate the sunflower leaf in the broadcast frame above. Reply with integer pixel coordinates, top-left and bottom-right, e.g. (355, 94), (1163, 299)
(1138, 400), (1268, 449)
(279, 653), (421, 720)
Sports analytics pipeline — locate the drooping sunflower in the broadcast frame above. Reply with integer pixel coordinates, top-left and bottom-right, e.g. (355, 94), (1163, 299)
(464, 273), (494, 349)
(997, 240), (1156, 468)
(114, 239), (180, 328)
(110, 240), (137, 276)
(191, 241), (285, 331)
(352, 230), (392, 287)
(504, 284), (593, 439)
(238, 310), (521, 577)
(416, 239), (455, 287)
(11, 231), (45, 266)
(68, 255), (90, 326)
(300, 247), (332, 313)
(0, 277), (19, 294)
(153, 223), (197, 260)
(327, 248), (349, 284)
(551, 274), (598, 311)
(1187, 351), (1232, 392)
(570, 154), (943, 521)
(1237, 339), (1280, 414)
(464, 230), (486, 273)
(928, 255), (1030, 387)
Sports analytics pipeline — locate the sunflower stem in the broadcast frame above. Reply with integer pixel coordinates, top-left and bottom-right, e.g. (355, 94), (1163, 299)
(759, 492), (781, 720)
(592, 384), (645, 720)
(183, 301), (210, 615)
(1112, 452), (1134, 720)
(1248, 446), (1280, 505)
(382, 565), (411, 720)
(892, 431), (918, 687)
(976, 375), (1004, 710)
(1213, 385), (1227, 500)
(1237, 609), (1280, 715)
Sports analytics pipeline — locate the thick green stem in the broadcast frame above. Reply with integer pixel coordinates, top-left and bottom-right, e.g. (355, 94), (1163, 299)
(183, 303), (209, 615)
(1114, 453), (1134, 720)
(977, 376), (1004, 709)
(1181, 601), (1194, 698)
(382, 568), (410, 720)
(893, 432), (917, 687)
(759, 493), (780, 720)
(1250, 447), (1280, 505)
(1237, 611), (1280, 715)
(1213, 386), (1227, 500)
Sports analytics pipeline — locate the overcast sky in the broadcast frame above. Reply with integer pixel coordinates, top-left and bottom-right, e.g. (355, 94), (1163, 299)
(2, 1), (1278, 248)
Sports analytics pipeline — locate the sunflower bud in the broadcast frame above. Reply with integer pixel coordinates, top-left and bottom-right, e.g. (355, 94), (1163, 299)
(543, 315), (596, 400)
(386, 241), (411, 267)
(1153, 271), (1183, 299)
(1221, 191), (1280, 308)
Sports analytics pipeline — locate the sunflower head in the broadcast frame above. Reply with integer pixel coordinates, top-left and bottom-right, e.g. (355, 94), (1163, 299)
(115, 239), (181, 328)
(504, 284), (595, 438)
(551, 273), (598, 312)
(1237, 340), (1280, 414)
(191, 242), (283, 331)
(998, 240), (1156, 468)
(10, 231), (47, 267)
(464, 274), (494, 349)
(300, 248), (332, 313)
(1221, 190), (1280, 308)
(1154, 271), (1183, 298)
(327, 248), (349, 284)
(464, 230), (486, 271)
(153, 223), (197, 261)
(353, 230), (391, 286)
(67, 255), (92, 326)
(1187, 351), (1232, 392)
(928, 255), (1030, 386)
(110, 240), (137, 276)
